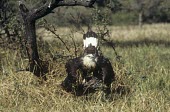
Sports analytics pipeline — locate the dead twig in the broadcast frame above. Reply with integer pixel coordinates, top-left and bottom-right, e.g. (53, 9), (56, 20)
(43, 19), (70, 52)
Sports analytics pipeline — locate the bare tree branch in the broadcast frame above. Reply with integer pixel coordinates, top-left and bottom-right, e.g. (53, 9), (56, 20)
(18, 0), (96, 76)
(43, 19), (70, 52)
(19, 0), (96, 20)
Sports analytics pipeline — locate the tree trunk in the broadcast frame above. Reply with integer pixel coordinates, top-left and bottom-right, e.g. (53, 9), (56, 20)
(23, 18), (43, 76)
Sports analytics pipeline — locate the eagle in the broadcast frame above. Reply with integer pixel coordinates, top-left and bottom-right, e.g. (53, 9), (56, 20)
(61, 29), (115, 95)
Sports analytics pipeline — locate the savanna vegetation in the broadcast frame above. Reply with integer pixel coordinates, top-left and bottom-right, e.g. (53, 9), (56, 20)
(0, 0), (170, 112)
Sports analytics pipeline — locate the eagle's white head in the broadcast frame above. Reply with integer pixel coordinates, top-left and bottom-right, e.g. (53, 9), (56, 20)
(82, 54), (98, 69)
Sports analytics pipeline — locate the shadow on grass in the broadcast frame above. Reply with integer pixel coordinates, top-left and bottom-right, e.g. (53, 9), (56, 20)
(61, 83), (131, 97)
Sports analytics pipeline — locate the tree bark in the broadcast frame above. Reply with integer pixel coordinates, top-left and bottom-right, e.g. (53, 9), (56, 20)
(24, 19), (40, 74)
(19, 0), (96, 77)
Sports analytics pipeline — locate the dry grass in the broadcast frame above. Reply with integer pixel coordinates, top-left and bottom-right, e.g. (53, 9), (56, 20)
(0, 24), (170, 112)
(37, 23), (170, 42)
